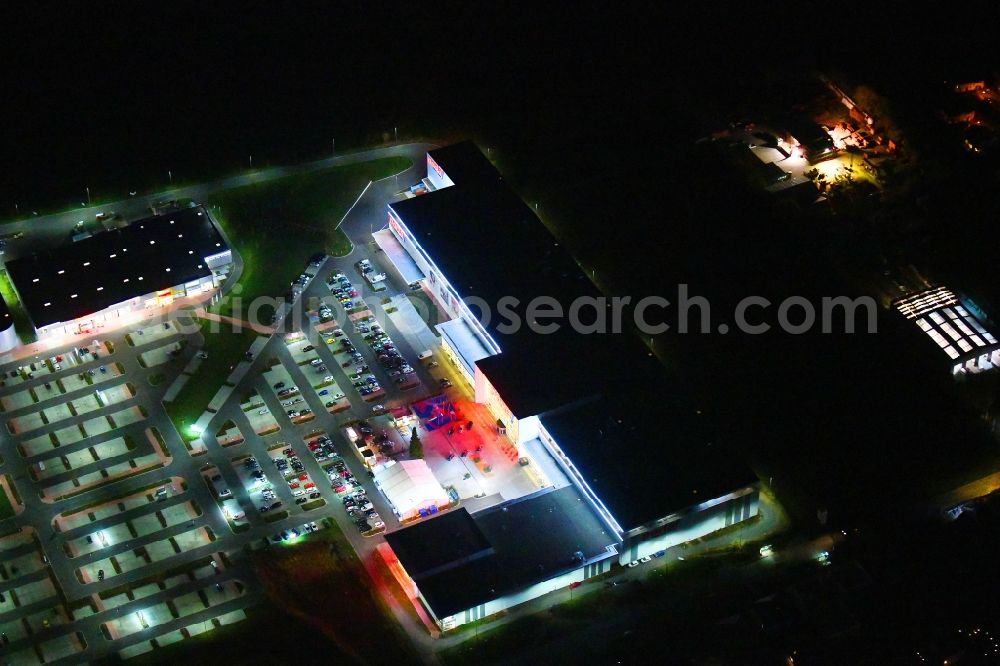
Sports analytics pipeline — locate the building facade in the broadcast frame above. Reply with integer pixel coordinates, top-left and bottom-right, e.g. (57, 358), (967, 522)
(6, 206), (232, 342)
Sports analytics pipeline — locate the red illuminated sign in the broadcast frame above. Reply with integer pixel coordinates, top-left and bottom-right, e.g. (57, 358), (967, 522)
(428, 155), (445, 179)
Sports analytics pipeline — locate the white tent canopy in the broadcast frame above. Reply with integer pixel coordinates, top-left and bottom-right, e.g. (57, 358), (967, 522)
(374, 459), (448, 518)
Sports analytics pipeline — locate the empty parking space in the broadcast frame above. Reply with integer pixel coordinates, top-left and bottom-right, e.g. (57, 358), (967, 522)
(42, 442), (165, 503)
(64, 501), (200, 559)
(106, 581), (246, 659)
(59, 362), (124, 394)
(214, 419), (247, 447)
(139, 340), (184, 368)
(240, 394), (280, 435)
(32, 435), (135, 482)
(55, 479), (182, 533)
(77, 526), (214, 584)
(127, 320), (180, 347)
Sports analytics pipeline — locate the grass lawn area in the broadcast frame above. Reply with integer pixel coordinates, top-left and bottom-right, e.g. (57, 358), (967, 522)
(251, 524), (418, 663)
(111, 605), (352, 666)
(0, 269), (37, 344)
(329, 227), (353, 257)
(164, 317), (259, 438)
(0, 479), (14, 520)
(208, 156), (410, 324)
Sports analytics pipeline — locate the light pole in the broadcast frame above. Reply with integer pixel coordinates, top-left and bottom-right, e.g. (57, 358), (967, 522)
(332, 138), (335, 155)
(86, 187), (91, 206)
(249, 155), (253, 169)
(168, 170), (172, 185)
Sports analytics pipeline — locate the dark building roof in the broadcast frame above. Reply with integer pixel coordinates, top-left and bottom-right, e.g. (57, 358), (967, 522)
(382, 508), (493, 580)
(539, 385), (758, 531)
(428, 142), (508, 187)
(6, 207), (226, 329)
(783, 115), (834, 154)
(390, 141), (758, 529)
(385, 486), (617, 619)
(390, 142), (602, 416)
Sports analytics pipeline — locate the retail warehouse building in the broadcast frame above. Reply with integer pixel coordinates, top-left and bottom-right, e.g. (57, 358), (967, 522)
(895, 286), (1000, 375)
(379, 143), (760, 630)
(3, 206), (231, 344)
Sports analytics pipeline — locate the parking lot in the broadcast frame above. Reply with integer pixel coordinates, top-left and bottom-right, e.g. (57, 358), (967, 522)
(0, 145), (459, 662)
(0, 281), (432, 662)
(0, 310), (267, 662)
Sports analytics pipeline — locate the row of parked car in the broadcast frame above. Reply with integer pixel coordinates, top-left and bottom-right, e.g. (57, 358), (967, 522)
(307, 434), (337, 462)
(308, 356), (333, 379)
(271, 521), (323, 543)
(358, 316), (415, 386)
(342, 488), (385, 532)
(274, 446), (322, 505)
(327, 455), (358, 493)
(335, 333), (383, 397)
(271, 520), (323, 543)
(326, 272), (359, 311)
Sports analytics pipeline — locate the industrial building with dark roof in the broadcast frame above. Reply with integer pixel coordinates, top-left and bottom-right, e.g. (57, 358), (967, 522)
(6, 206), (231, 336)
(385, 486), (618, 621)
(381, 142), (761, 628)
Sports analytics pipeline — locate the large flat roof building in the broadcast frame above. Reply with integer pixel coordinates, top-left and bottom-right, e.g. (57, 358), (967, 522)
(381, 142), (761, 629)
(6, 206), (232, 339)
(385, 486), (618, 627)
(895, 286), (1000, 375)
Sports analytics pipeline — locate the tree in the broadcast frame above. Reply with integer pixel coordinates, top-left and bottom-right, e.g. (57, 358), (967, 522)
(409, 426), (423, 459)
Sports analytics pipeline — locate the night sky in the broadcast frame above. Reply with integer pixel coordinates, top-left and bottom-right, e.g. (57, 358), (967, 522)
(4, 4), (995, 212)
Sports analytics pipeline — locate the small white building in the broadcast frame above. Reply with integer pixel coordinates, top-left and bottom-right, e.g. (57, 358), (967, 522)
(895, 286), (1000, 375)
(373, 459), (448, 520)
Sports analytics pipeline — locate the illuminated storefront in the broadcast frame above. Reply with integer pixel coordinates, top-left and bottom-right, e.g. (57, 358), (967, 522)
(7, 206), (231, 343)
(381, 144), (764, 617)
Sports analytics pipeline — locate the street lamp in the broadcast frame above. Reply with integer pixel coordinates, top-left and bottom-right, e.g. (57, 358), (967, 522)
(86, 187), (91, 206)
